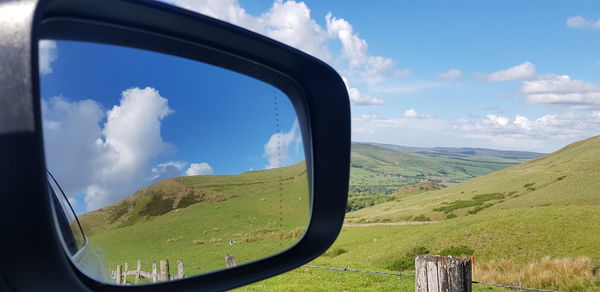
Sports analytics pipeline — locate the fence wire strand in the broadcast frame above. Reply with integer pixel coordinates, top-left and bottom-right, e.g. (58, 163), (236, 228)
(302, 265), (414, 277)
(301, 265), (562, 292)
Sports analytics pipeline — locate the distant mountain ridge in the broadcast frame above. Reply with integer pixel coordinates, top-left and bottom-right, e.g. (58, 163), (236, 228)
(358, 142), (544, 160)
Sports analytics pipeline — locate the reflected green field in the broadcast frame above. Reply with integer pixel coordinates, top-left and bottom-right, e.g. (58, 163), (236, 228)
(78, 162), (309, 279)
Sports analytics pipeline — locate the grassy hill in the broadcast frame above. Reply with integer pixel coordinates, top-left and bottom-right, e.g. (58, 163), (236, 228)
(347, 135), (600, 222)
(80, 162), (310, 278)
(239, 136), (600, 291)
(349, 143), (541, 195)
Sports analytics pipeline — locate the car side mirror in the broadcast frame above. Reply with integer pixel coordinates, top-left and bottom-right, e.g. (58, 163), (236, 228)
(0, 0), (350, 291)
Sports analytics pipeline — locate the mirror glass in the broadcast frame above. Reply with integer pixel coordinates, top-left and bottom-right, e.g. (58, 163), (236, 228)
(39, 40), (310, 284)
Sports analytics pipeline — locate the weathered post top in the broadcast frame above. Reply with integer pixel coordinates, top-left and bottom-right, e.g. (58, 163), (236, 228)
(152, 261), (158, 283)
(415, 255), (472, 292)
(115, 265), (122, 285)
(225, 254), (236, 268)
(159, 260), (170, 282)
(177, 259), (185, 279)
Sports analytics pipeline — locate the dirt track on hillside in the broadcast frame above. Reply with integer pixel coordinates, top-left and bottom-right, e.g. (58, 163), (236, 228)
(343, 221), (438, 227)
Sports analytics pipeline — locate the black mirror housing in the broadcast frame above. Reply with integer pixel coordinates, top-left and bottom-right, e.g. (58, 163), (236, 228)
(0, 0), (350, 291)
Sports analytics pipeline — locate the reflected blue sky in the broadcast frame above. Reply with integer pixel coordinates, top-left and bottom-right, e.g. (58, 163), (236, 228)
(40, 41), (303, 214)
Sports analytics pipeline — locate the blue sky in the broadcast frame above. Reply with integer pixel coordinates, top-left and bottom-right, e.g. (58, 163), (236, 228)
(39, 0), (600, 212)
(162, 0), (600, 151)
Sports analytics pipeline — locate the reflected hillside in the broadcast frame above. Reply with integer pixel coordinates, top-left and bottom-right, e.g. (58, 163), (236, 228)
(78, 161), (309, 279)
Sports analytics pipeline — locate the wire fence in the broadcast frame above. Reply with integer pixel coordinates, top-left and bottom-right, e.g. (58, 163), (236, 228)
(301, 265), (561, 292)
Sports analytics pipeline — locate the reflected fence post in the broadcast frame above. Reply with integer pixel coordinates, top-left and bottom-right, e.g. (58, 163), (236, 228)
(225, 254), (236, 268)
(111, 254), (241, 285)
(115, 265), (122, 285)
(111, 256), (241, 284)
(152, 261), (157, 283)
(123, 262), (128, 284)
(135, 260), (141, 284)
(177, 259), (185, 279)
(159, 260), (170, 282)
(112, 259), (187, 284)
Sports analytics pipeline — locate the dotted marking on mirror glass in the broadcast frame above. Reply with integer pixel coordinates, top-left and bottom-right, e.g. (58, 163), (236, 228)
(273, 90), (283, 247)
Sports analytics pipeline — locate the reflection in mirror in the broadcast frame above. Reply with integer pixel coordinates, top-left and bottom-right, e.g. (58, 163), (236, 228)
(48, 172), (86, 255)
(39, 40), (309, 284)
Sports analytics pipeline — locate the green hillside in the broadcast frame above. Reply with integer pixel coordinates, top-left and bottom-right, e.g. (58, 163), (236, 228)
(241, 136), (600, 291)
(80, 162), (310, 278)
(349, 143), (540, 195)
(347, 135), (600, 222)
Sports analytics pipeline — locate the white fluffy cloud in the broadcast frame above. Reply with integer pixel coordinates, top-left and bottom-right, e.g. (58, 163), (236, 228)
(521, 74), (600, 109)
(168, 0), (331, 61)
(436, 69), (463, 80)
(42, 96), (106, 197)
(39, 40), (57, 75)
(151, 161), (186, 182)
(342, 76), (383, 105)
(480, 62), (536, 82)
(264, 120), (301, 169)
(43, 87), (175, 211)
(326, 13), (410, 83)
(168, 0), (405, 87)
(566, 16), (600, 29)
(152, 161), (214, 181)
(352, 111), (600, 153)
(403, 109), (434, 119)
(185, 163), (214, 176)
(451, 112), (600, 151)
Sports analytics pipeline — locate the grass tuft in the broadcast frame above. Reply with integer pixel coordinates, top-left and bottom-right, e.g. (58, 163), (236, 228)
(324, 247), (348, 257)
(475, 257), (600, 291)
(166, 237), (182, 243)
(433, 193), (504, 213)
(413, 214), (431, 221)
(439, 245), (474, 257)
(386, 257), (413, 272)
(232, 224), (305, 243)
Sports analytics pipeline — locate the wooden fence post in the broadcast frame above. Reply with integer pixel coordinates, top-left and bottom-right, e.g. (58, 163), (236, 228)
(225, 254), (236, 268)
(415, 256), (471, 292)
(116, 265), (122, 285)
(152, 261), (157, 283)
(135, 260), (141, 284)
(177, 259), (185, 279)
(159, 260), (170, 282)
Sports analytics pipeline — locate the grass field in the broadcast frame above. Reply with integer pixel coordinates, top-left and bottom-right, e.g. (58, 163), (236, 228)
(236, 267), (510, 291)
(241, 206), (600, 291)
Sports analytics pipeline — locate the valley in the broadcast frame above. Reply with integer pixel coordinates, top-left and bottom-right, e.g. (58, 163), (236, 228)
(77, 138), (600, 290)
